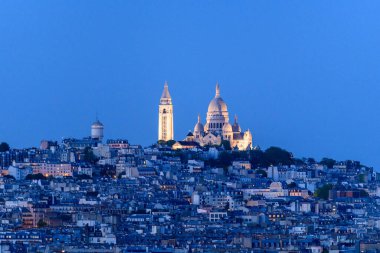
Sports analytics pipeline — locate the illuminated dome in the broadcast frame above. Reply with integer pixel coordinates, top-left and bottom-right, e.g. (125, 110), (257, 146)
(194, 115), (204, 134)
(205, 83), (230, 134)
(222, 122), (232, 133)
(207, 84), (228, 113)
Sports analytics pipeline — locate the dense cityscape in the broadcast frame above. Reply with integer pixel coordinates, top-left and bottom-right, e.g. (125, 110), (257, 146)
(0, 84), (379, 253)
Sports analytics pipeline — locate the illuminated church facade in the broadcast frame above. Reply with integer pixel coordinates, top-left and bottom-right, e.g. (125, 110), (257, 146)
(158, 82), (174, 142)
(159, 82), (253, 150)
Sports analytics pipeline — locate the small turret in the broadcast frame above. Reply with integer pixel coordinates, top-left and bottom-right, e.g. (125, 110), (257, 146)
(232, 115), (241, 133)
(160, 81), (172, 105)
(193, 114), (205, 138)
(91, 119), (104, 141)
(158, 81), (174, 141)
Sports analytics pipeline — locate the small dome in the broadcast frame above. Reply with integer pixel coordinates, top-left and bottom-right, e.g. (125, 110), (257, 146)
(270, 182), (283, 191)
(222, 123), (233, 133)
(194, 115), (205, 133)
(92, 120), (104, 128)
(194, 123), (204, 133)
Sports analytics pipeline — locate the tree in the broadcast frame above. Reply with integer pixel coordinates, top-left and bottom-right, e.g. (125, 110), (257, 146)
(314, 184), (333, 200)
(99, 165), (116, 178)
(118, 172), (126, 179)
(263, 147), (293, 166)
(221, 140), (231, 151)
(307, 158), (316, 165)
(157, 140), (176, 147)
(83, 147), (98, 164)
(256, 169), (267, 178)
(166, 140), (176, 147)
(358, 174), (366, 183)
(37, 219), (47, 228)
(249, 149), (265, 168)
(231, 150), (248, 160)
(86, 191), (99, 197)
(320, 158), (336, 169)
(293, 158), (305, 166)
(219, 151), (233, 168)
(76, 174), (92, 180)
(287, 182), (297, 188)
(157, 140), (167, 146)
(3, 175), (15, 180)
(25, 173), (47, 180)
(0, 142), (10, 152)
(359, 189), (369, 197)
(224, 201), (230, 211)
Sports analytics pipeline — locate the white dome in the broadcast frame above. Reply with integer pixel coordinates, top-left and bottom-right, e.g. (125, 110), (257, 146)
(270, 182), (283, 191)
(208, 97), (228, 113)
(92, 120), (104, 128)
(205, 84), (230, 135)
(222, 123), (233, 133)
(194, 115), (205, 133)
(194, 122), (204, 133)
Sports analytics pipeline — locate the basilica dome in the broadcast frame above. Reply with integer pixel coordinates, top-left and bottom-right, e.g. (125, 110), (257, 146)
(207, 83), (228, 113)
(208, 97), (228, 113)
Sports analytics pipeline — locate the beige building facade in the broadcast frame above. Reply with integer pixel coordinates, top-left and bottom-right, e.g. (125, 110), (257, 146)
(158, 82), (252, 150)
(158, 82), (174, 141)
(189, 83), (253, 150)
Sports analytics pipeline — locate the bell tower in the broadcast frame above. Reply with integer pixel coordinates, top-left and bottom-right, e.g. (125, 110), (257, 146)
(158, 82), (174, 141)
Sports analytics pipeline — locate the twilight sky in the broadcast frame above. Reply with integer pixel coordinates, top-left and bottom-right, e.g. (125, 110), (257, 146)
(0, 1), (380, 169)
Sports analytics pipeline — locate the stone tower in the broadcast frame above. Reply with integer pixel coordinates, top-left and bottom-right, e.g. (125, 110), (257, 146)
(91, 118), (104, 141)
(158, 82), (174, 141)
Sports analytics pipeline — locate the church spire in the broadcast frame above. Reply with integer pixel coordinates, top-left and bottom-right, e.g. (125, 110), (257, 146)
(234, 114), (238, 123)
(160, 81), (172, 105)
(161, 81), (171, 99)
(197, 114), (201, 123)
(158, 81), (174, 141)
(215, 82), (220, 98)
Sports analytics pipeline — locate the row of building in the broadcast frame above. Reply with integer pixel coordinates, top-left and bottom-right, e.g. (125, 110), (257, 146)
(0, 136), (379, 252)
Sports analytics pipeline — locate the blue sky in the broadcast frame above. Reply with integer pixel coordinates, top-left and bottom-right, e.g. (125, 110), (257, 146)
(0, 1), (380, 168)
